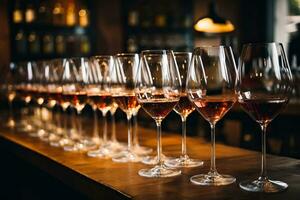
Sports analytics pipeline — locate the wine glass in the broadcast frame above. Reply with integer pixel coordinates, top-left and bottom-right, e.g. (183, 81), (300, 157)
(135, 50), (181, 177)
(45, 59), (65, 145)
(238, 43), (293, 192)
(27, 60), (45, 137)
(14, 61), (34, 133)
(3, 62), (17, 129)
(62, 57), (95, 152)
(165, 52), (204, 168)
(86, 55), (115, 158)
(187, 46), (238, 185)
(111, 53), (142, 163)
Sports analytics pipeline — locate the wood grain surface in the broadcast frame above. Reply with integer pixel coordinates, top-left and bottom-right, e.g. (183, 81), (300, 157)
(0, 121), (299, 200)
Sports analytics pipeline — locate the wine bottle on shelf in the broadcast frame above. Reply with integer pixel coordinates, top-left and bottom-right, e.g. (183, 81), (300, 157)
(127, 36), (138, 53)
(43, 34), (54, 54)
(55, 34), (66, 55)
(78, 4), (89, 27)
(154, 6), (166, 28)
(66, 0), (77, 26)
(15, 30), (26, 55)
(128, 9), (139, 27)
(140, 3), (152, 28)
(13, 0), (23, 23)
(38, 0), (52, 24)
(28, 32), (40, 54)
(80, 35), (90, 54)
(52, 1), (65, 26)
(25, 0), (36, 23)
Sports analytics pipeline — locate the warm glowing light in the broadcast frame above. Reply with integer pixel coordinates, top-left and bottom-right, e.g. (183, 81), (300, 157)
(194, 18), (234, 33)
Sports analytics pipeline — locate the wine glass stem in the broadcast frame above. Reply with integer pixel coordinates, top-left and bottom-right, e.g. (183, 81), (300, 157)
(133, 114), (139, 146)
(8, 100), (14, 123)
(111, 112), (116, 142)
(210, 122), (217, 174)
(260, 123), (268, 180)
(77, 111), (83, 138)
(181, 116), (187, 157)
(103, 112), (108, 143)
(93, 110), (98, 139)
(156, 120), (163, 166)
(127, 114), (132, 151)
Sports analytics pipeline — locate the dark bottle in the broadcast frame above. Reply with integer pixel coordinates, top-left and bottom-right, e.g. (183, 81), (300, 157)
(25, 0), (36, 23)
(28, 32), (40, 54)
(43, 34), (54, 54)
(15, 30), (27, 55)
(38, 0), (51, 24)
(13, 0), (23, 23)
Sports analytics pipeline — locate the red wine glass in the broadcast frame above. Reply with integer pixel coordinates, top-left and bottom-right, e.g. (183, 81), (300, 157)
(238, 43), (294, 193)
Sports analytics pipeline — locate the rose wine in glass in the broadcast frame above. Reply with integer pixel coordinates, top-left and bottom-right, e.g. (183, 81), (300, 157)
(187, 46), (238, 186)
(238, 43), (293, 193)
(86, 55), (116, 158)
(165, 52), (203, 168)
(111, 53), (142, 163)
(61, 57), (95, 152)
(136, 50), (181, 177)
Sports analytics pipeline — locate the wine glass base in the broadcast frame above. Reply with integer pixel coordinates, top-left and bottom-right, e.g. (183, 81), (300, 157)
(18, 124), (33, 133)
(165, 156), (204, 168)
(112, 150), (141, 163)
(6, 119), (16, 128)
(239, 179), (288, 193)
(29, 132), (39, 137)
(132, 145), (153, 155)
(138, 164), (181, 178)
(87, 146), (114, 158)
(50, 137), (73, 147)
(190, 172), (236, 186)
(64, 139), (96, 152)
(106, 140), (126, 151)
(142, 154), (169, 165)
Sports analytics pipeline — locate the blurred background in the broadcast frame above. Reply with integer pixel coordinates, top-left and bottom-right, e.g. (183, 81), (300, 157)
(0, 0), (299, 158)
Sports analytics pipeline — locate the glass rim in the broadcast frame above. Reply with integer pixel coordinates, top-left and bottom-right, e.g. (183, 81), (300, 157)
(173, 52), (192, 56)
(141, 49), (173, 54)
(193, 45), (232, 49)
(242, 42), (283, 47)
(115, 53), (138, 57)
(90, 55), (113, 58)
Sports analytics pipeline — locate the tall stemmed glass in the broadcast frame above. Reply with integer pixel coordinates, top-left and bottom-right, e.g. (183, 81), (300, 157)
(112, 53), (142, 163)
(28, 60), (46, 137)
(187, 46), (237, 185)
(4, 62), (17, 129)
(238, 43), (293, 192)
(45, 59), (65, 145)
(136, 50), (181, 177)
(165, 52), (204, 168)
(86, 56), (114, 158)
(62, 57), (94, 152)
(15, 62), (34, 133)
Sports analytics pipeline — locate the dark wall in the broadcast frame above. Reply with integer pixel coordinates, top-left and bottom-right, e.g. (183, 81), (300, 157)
(239, 0), (274, 46)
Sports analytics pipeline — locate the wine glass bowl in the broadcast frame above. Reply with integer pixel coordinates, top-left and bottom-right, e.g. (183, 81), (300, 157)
(187, 46), (238, 185)
(111, 53), (143, 163)
(238, 43), (293, 193)
(61, 57), (95, 152)
(86, 55), (116, 158)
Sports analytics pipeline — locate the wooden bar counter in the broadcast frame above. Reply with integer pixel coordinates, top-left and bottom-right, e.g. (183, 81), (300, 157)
(0, 122), (299, 200)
